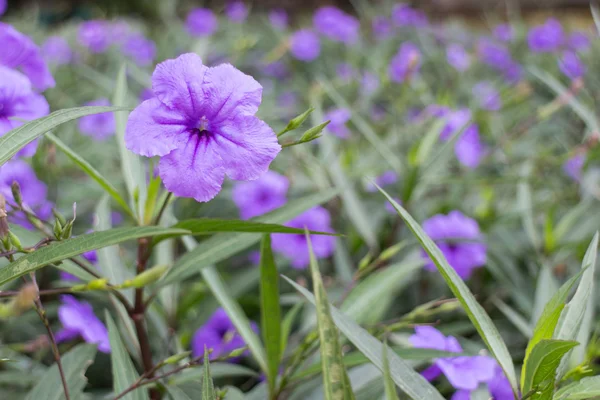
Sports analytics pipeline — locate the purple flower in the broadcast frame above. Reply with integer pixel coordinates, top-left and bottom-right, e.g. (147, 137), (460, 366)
(422, 210), (486, 279)
(477, 38), (513, 70)
(336, 63), (356, 83)
(186, 8), (218, 37)
(41, 36), (72, 66)
(139, 88), (153, 102)
(125, 53), (280, 203)
(385, 197), (402, 214)
(0, 160), (52, 229)
(438, 108), (472, 140)
(109, 21), (132, 45)
(0, 66), (50, 157)
(446, 44), (471, 72)
(472, 81), (501, 111)
(528, 18), (563, 53)
(366, 171), (398, 192)
(391, 4), (428, 27)
(226, 2), (248, 23)
(272, 206), (336, 269)
(487, 364), (514, 399)
(502, 61), (523, 84)
(313, 6), (360, 45)
(361, 71), (379, 95)
(455, 124), (485, 169)
(56, 295), (110, 353)
(0, 0), (6, 16)
(410, 326), (496, 391)
(78, 99), (115, 140)
(78, 20), (111, 53)
(121, 35), (156, 67)
(325, 108), (352, 139)
(568, 31), (590, 52)
(269, 9), (288, 30)
(559, 51), (585, 80)
(564, 153), (585, 181)
(192, 308), (256, 360)
(493, 24), (514, 42)
(389, 42), (421, 83)
(289, 29), (320, 62)
(61, 249), (98, 281)
(232, 170), (289, 219)
(0, 23), (55, 91)
(372, 16), (393, 40)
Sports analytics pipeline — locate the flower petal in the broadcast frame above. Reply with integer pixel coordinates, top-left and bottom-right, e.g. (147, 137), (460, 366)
(214, 115), (281, 181)
(125, 98), (190, 157)
(152, 53), (209, 117)
(158, 133), (226, 202)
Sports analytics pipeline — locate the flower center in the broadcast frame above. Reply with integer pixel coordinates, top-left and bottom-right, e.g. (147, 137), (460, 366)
(198, 115), (210, 133)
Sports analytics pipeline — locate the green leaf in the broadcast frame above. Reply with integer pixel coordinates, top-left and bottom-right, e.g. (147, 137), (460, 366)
(161, 190), (338, 285)
(382, 344), (400, 400)
(45, 132), (134, 219)
(554, 375), (600, 400)
(283, 276), (445, 400)
(259, 235), (282, 393)
(378, 187), (519, 396)
(0, 106), (127, 167)
(306, 231), (355, 400)
(106, 312), (149, 400)
(166, 385), (193, 400)
(202, 348), (216, 400)
(25, 344), (97, 400)
(171, 363), (259, 385)
(281, 302), (303, 356)
(0, 226), (189, 286)
(521, 339), (578, 399)
(113, 64), (147, 220)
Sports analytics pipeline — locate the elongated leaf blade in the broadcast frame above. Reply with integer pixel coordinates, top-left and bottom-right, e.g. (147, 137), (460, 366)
(0, 226), (189, 285)
(378, 187), (518, 395)
(259, 235), (282, 393)
(554, 375), (600, 400)
(383, 344), (400, 400)
(0, 106), (127, 167)
(25, 344), (97, 400)
(284, 276), (445, 400)
(202, 349), (216, 400)
(106, 313), (149, 400)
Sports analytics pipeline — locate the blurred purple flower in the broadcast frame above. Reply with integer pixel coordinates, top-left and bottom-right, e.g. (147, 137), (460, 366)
(455, 124), (485, 169)
(336, 63), (356, 83)
(528, 18), (563, 53)
(186, 8), (218, 37)
(385, 197), (402, 214)
(226, 2), (248, 23)
(372, 16), (393, 40)
(493, 24), (514, 42)
(366, 170), (398, 192)
(0, 66), (49, 157)
(263, 61), (288, 79)
(568, 31), (590, 52)
(472, 81), (501, 111)
(78, 99), (115, 141)
(41, 36), (72, 66)
(272, 206), (336, 269)
(78, 20), (111, 53)
(109, 20), (131, 45)
(325, 108), (352, 138)
(121, 34), (156, 67)
(0, 23), (55, 91)
(391, 4), (428, 27)
(0, 0), (6, 16)
(125, 53), (280, 202)
(56, 295), (110, 353)
(371, 105), (387, 122)
(502, 61), (523, 84)
(477, 38), (513, 70)
(313, 6), (360, 45)
(232, 170), (289, 219)
(361, 71), (379, 95)
(389, 42), (421, 83)
(422, 210), (486, 279)
(290, 29), (320, 62)
(139, 88), (153, 102)
(0, 160), (52, 229)
(192, 308), (256, 360)
(559, 51), (585, 80)
(269, 9), (288, 30)
(437, 108), (472, 140)
(446, 44), (471, 72)
(487, 364), (514, 399)
(564, 153), (584, 181)
(61, 249), (97, 281)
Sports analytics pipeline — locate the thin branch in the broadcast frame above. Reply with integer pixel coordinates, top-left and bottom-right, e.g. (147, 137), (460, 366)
(152, 192), (173, 226)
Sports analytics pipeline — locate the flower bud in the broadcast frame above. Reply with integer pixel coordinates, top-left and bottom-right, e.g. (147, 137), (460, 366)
(0, 194), (9, 241)
(7, 232), (22, 251)
(163, 351), (191, 365)
(10, 181), (22, 207)
(279, 107), (315, 137)
(123, 264), (169, 288)
(299, 120), (330, 143)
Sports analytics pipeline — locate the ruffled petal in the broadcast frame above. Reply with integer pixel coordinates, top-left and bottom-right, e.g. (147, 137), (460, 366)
(12, 92), (50, 120)
(158, 133), (226, 202)
(125, 98), (190, 157)
(152, 53), (208, 117)
(213, 115), (281, 181)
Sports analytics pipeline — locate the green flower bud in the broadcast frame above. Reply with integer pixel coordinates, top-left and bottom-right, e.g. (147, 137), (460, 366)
(10, 181), (22, 207)
(7, 232), (22, 251)
(278, 107), (315, 137)
(299, 120), (330, 143)
(127, 264), (169, 288)
(163, 351), (192, 365)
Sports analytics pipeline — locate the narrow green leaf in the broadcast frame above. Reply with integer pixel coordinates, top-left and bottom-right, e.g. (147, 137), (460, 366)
(522, 339), (578, 399)
(259, 235), (282, 393)
(0, 226), (189, 286)
(284, 276), (445, 400)
(161, 190), (338, 285)
(46, 132), (134, 219)
(415, 119), (446, 166)
(378, 187), (518, 396)
(106, 312), (149, 400)
(554, 375), (600, 400)
(202, 348), (216, 400)
(281, 302), (303, 355)
(25, 344), (97, 400)
(306, 231), (355, 400)
(383, 344), (400, 400)
(0, 106), (127, 167)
